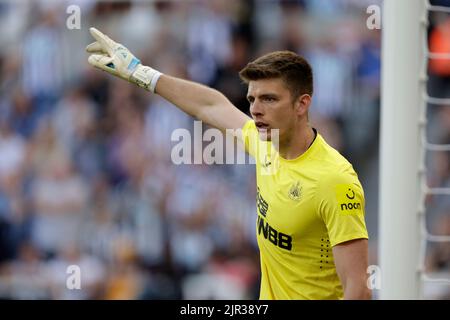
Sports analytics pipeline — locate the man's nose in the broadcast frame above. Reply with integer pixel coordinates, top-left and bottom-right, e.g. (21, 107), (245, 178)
(250, 100), (264, 117)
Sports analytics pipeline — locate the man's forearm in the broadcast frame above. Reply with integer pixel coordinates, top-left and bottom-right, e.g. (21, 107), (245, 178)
(154, 74), (247, 131)
(155, 75), (225, 118)
(343, 281), (372, 300)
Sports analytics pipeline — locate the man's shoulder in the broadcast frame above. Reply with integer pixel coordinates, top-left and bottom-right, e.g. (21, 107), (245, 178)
(313, 135), (361, 186)
(314, 134), (354, 170)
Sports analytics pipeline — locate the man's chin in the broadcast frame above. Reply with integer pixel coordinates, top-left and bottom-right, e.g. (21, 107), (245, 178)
(257, 131), (271, 141)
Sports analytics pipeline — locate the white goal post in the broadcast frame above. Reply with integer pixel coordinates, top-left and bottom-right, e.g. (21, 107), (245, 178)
(379, 0), (426, 299)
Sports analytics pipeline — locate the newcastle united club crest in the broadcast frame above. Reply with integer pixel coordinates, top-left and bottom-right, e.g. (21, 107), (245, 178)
(288, 181), (301, 201)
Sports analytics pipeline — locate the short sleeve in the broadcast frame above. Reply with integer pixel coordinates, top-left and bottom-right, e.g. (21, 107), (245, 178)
(316, 170), (369, 247)
(241, 119), (259, 157)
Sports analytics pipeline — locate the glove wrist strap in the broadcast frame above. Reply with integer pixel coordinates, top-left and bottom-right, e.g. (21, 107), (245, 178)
(130, 65), (162, 93)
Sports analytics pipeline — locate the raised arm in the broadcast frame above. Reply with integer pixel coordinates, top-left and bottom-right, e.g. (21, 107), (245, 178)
(154, 75), (249, 131)
(86, 27), (250, 132)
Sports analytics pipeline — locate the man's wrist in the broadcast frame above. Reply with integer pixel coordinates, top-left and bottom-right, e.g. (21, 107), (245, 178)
(130, 64), (162, 93)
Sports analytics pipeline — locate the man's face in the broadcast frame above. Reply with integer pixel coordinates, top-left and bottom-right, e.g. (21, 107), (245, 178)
(247, 78), (298, 141)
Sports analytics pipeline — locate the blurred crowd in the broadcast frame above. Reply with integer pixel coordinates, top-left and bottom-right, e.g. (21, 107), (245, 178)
(424, 0), (450, 300)
(0, 0), (447, 299)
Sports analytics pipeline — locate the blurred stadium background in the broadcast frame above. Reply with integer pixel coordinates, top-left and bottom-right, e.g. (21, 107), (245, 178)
(0, 0), (448, 299)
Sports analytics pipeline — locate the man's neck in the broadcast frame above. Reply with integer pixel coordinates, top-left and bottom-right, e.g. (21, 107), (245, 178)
(278, 125), (316, 160)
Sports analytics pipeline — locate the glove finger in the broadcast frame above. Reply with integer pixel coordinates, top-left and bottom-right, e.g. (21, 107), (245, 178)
(89, 27), (114, 55)
(88, 54), (115, 72)
(86, 41), (105, 54)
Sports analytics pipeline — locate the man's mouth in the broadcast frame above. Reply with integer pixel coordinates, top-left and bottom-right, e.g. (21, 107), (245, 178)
(255, 121), (270, 131)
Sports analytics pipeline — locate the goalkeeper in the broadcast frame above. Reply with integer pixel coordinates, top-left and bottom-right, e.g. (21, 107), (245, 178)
(86, 27), (371, 300)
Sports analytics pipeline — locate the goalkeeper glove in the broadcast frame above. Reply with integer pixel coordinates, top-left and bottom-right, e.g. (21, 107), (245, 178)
(86, 27), (162, 93)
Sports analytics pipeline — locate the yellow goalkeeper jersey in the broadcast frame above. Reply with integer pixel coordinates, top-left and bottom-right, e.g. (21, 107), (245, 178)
(242, 120), (369, 300)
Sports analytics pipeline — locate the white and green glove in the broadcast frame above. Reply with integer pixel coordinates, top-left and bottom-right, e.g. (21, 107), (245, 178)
(86, 27), (162, 93)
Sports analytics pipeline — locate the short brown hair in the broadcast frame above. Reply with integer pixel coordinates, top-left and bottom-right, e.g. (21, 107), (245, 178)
(239, 51), (313, 100)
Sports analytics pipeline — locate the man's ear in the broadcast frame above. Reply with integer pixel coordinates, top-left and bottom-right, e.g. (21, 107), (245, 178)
(295, 94), (312, 117)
